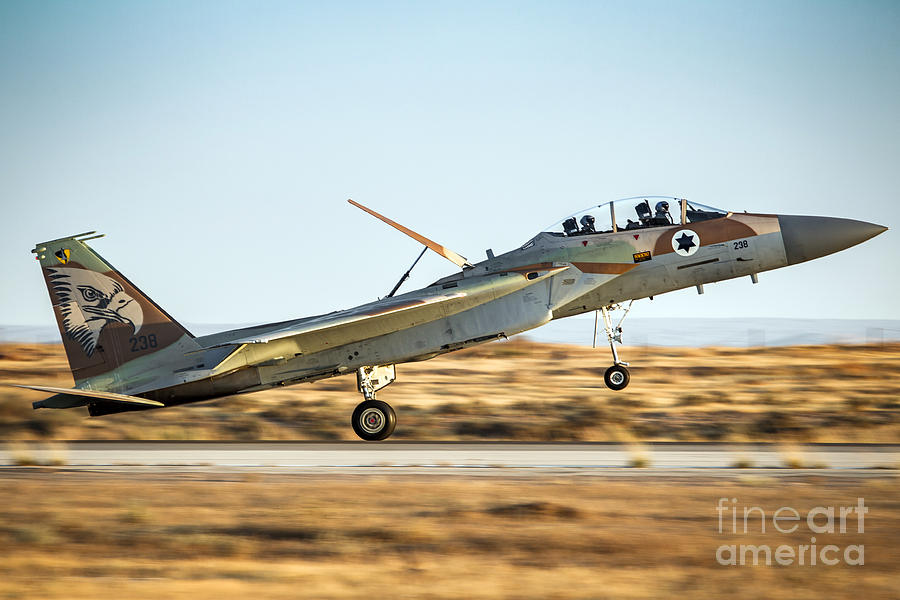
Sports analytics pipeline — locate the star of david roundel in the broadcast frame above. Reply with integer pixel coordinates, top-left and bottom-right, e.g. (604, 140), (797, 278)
(671, 229), (700, 257)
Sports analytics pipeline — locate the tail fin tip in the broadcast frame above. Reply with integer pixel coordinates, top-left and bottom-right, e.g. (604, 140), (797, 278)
(32, 232), (104, 256)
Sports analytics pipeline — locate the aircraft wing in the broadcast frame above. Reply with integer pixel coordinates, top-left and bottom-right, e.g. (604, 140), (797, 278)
(196, 266), (568, 372)
(210, 292), (467, 347)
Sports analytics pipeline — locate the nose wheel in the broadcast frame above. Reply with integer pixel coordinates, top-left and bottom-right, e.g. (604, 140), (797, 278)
(595, 302), (633, 391)
(604, 364), (630, 391)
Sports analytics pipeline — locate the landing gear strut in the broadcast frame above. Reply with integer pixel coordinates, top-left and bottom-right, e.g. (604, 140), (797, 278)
(352, 365), (397, 441)
(595, 301), (633, 391)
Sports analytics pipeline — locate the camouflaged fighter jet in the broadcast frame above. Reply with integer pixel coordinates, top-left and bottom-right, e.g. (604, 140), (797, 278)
(14, 197), (887, 440)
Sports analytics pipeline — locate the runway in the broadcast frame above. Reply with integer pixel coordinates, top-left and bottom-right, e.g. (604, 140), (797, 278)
(2, 442), (898, 475)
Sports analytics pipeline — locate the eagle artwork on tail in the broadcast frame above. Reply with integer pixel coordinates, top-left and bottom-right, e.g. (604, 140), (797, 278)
(46, 268), (143, 356)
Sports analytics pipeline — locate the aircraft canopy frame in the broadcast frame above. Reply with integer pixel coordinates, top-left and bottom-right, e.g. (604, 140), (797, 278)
(526, 197), (730, 246)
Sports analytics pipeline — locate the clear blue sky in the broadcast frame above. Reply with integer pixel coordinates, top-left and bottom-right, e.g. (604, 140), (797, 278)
(1, 0), (898, 331)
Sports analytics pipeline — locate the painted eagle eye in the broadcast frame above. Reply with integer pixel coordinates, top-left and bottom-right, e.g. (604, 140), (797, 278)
(78, 286), (101, 302)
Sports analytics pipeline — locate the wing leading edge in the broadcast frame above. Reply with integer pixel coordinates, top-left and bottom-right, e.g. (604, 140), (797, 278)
(197, 266), (569, 374)
(211, 292), (467, 346)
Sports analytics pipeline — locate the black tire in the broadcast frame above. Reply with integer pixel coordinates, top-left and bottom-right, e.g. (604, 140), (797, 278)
(604, 364), (630, 391)
(351, 399), (397, 441)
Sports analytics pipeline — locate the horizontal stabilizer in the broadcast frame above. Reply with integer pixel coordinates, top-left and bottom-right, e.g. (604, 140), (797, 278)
(10, 384), (164, 408)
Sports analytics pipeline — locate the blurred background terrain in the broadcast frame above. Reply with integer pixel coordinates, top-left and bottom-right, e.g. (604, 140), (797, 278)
(1, 340), (898, 443)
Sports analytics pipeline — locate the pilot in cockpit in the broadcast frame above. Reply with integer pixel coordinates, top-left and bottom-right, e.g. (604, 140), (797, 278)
(654, 201), (673, 225)
(580, 214), (596, 234)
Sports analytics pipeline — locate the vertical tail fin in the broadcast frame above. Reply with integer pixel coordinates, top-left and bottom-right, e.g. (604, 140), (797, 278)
(32, 232), (194, 384)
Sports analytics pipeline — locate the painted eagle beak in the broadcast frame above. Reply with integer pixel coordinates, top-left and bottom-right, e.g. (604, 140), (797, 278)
(114, 295), (144, 335)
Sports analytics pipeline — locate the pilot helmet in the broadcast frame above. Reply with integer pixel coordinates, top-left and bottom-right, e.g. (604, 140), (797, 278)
(580, 214), (595, 227)
(655, 201), (670, 213)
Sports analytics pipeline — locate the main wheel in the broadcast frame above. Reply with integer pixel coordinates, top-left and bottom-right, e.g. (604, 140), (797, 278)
(351, 399), (397, 441)
(604, 364), (630, 391)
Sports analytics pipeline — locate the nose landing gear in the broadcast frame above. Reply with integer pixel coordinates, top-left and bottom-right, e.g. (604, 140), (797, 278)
(595, 302), (633, 391)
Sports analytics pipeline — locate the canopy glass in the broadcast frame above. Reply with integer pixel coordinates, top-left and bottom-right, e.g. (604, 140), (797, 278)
(539, 197), (728, 239)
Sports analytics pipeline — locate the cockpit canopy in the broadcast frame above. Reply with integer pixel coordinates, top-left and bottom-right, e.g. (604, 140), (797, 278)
(541, 197), (728, 239)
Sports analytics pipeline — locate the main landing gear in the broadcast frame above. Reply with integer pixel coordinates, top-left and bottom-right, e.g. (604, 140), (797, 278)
(595, 301), (633, 391)
(352, 364), (397, 441)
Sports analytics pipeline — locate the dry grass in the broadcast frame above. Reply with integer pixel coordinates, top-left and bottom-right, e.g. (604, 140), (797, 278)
(0, 472), (896, 599)
(1, 341), (899, 442)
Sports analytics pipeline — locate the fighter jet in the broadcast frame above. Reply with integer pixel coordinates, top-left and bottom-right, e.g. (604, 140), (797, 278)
(14, 197), (887, 440)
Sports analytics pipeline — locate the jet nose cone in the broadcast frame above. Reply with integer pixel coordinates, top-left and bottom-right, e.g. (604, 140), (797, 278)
(778, 215), (888, 266)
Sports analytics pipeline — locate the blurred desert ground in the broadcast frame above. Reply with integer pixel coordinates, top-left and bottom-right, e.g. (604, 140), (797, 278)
(0, 473), (897, 599)
(0, 341), (898, 442)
